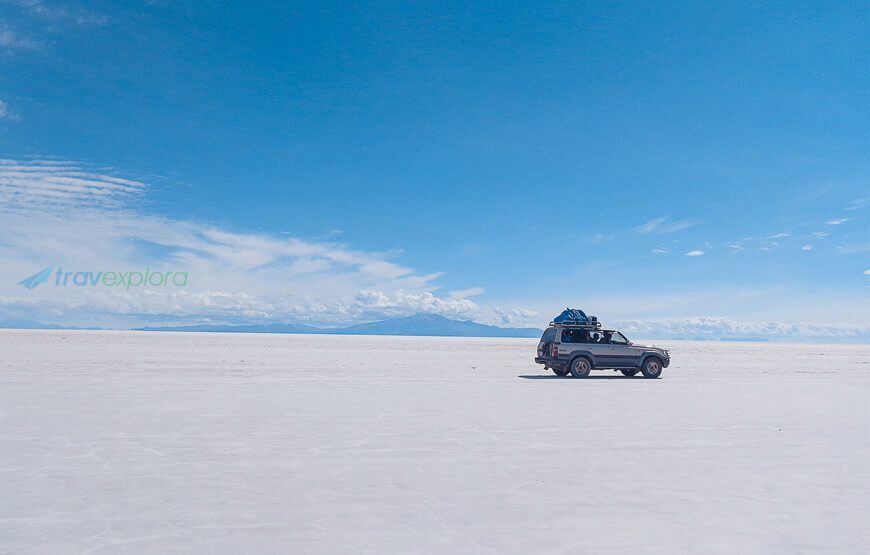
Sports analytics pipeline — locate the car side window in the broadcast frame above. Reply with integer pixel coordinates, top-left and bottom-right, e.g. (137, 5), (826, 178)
(541, 328), (557, 342)
(561, 329), (590, 343)
(610, 332), (628, 345)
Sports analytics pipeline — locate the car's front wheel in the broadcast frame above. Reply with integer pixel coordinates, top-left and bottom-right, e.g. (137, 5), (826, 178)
(570, 357), (591, 378)
(620, 369), (639, 377)
(552, 366), (569, 377)
(641, 357), (663, 379)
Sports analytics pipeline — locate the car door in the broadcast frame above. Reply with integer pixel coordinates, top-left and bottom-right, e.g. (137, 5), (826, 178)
(584, 331), (611, 367)
(608, 332), (636, 367)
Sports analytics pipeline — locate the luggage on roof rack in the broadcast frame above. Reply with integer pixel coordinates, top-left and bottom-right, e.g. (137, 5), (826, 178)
(553, 308), (588, 324)
(551, 308), (601, 328)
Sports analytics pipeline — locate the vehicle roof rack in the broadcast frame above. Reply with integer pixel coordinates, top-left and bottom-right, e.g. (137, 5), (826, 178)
(549, 316), (602, 328)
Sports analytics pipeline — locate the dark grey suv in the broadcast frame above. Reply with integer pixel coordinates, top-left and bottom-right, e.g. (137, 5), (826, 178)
(534, 324), (670, 378)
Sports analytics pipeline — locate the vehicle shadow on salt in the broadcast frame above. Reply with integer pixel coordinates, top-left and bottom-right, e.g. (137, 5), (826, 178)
(518, 375), (659, 380)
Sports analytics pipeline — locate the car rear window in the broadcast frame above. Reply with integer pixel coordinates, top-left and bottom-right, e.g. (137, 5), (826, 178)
(540, 328), (557, 342)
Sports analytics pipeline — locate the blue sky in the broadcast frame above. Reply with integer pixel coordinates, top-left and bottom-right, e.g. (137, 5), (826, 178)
(0, 1), (868, 339)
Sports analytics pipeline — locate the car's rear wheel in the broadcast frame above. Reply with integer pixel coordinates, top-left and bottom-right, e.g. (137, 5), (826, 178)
(570, 357), (591, 378)
(620, 369), (639, 377)
(552, 366), (569, 377)
(641, 357), (663, 379)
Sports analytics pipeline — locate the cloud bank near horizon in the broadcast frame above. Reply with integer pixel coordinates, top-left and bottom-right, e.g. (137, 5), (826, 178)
(0, 159), (498, 326)
(0, 158), (867, 340)
(616, 317), (870, 343)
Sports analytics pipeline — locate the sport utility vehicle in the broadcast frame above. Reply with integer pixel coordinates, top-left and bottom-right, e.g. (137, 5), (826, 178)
(535, 323), (670, 378)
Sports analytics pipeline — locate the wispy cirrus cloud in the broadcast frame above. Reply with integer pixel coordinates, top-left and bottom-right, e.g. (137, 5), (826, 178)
(846, 198), (867, 211)
(579, 232), (617, 245)
(826, 218), (848, 225)
(0, 1), (107, 61)
(3, 0), (108, 25)
(0, 159), (145, 210)
(0, 28), (42, 51)
(446, 287), (485, 300)
(685, 250), (704, 257)
(635, 216), (702, 234)
(0, 158), (495, 327)
(836, 243), (870, 255)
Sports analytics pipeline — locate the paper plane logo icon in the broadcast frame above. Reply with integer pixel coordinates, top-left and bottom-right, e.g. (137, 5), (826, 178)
(18, 267), (52, 290)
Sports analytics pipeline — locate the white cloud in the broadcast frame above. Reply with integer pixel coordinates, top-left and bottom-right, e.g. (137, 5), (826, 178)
(493, 307), (540, 326)
(0, 29), (42, 51)
(615, 317), (870, 342)
(0, 159), (488, 327)
(685, 250), (704, 257)
(801, 245), (813, 251)
(353, 290), (478, 321)
(813, 231), (830, 238)
(6, 0), (108, 25)
(635, 217), (702, 234)
(513, 285), (870, 337)
(0, 100), (9, 119)
(846, 198), (867, 211)
(826, 218), (848, 225)
(447, 287), (485, 300)
(836, 243), (870, 255)
(865, 269), (870, 276)
(727, 244), (744, 252)
(0, 159), (146, 210)
(580, 232), (616, 245)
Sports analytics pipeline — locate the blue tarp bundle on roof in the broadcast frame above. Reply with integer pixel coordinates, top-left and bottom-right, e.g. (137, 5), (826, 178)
(553, 308), (589, 324)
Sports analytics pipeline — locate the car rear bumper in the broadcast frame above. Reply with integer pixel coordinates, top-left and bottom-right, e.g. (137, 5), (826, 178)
(535, 357), (562, 366)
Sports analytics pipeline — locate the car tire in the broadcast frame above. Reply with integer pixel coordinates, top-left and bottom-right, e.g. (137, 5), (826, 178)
(570, 357), (591, 378)
(641, 357), (663, 379)
(552, 367), (569, 377)
(620, 369), (639, 377)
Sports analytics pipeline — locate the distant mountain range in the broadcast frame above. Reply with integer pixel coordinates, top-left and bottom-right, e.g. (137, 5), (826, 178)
(135, 313), (543, 338)
(0, 318), (101, 331)
(135, 322), (322, 334)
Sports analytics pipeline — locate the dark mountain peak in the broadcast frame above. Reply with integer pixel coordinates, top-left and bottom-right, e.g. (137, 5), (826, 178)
(402, 312), (452, 322)
(336, 313), (540, 337)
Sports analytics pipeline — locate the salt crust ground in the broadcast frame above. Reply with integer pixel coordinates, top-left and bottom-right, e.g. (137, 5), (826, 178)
(1, 330), (868, 553)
